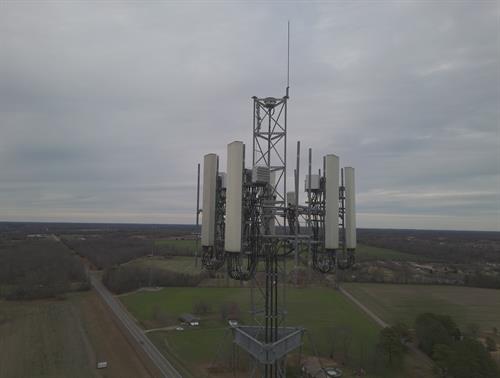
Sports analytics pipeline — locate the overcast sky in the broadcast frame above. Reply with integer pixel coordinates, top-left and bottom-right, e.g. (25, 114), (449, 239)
(1, 1), (499, 231)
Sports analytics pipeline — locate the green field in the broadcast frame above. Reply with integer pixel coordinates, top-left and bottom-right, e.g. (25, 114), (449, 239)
(125, 256), (199, 275)
(342, 283), (500, 331)
(355, 243), (419, 262)
(155, 239), (197, 252)
(0, 296), (98, 378)
(121, 287), (383, 376)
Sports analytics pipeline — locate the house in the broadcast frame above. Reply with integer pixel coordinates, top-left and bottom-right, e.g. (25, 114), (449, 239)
(179, 313), (200, 326)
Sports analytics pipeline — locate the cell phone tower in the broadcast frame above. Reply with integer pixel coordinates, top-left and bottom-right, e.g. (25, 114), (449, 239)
(195, 24), (357, 378)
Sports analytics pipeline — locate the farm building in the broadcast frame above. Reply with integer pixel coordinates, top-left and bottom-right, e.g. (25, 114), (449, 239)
(179, 313), (200, 326)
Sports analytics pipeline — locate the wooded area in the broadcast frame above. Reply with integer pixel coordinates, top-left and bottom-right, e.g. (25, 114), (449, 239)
(0, 237), (88, 300)
(102, 264), (206, 294)
(414, 312), (499, 378)
(358, 229), (500, 263)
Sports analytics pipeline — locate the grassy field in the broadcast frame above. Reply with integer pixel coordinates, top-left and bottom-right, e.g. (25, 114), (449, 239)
(155, 239), (197, 252)
(355, 243), (419, 262)
(79, 291), (158, 378)
(0, 292), (156, 378)
(121, 287), (385, 376)
(0, 296), (99, 378)
(124, 256), (199, 275)
(342, 283), (500, 331)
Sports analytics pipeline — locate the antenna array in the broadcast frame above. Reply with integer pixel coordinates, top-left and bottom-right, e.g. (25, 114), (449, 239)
(195, 24), (357, 378)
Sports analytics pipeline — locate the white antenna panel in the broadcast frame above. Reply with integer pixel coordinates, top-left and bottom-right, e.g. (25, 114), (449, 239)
(225, 141), (245, 253)
(304, 174), (320, 191)
(345, 167), (356, 249)
(324, 155), (339, 250)
(201, 153), (218, 247)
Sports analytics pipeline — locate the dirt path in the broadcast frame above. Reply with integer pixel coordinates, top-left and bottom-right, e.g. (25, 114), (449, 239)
(339, 284), (435, 377)
(338, 285), (388, 328)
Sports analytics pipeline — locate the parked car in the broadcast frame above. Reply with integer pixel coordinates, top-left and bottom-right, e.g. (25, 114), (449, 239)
(323, 367), (342, 377)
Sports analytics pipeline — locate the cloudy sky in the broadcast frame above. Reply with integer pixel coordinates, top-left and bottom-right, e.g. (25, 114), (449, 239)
(1, 1), (499, 231)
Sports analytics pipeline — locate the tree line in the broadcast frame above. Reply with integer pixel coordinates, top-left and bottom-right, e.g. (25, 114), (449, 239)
(102, 264), (207, 294)
(415, 313), (498, 377)
(62, 236), (196, 269)
(0, 238), (88, 300)
(375, 312), (499, 378)
(358, 229), (500, 264)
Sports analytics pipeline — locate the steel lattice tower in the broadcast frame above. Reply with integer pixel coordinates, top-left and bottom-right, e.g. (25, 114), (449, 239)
(197, 26), (357, 378)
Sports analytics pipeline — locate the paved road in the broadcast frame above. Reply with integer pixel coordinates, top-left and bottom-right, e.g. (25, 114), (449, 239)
(90, 274), (182, 378)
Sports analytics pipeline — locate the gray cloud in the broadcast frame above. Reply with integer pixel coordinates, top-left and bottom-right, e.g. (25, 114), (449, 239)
(0, 1), (498, 230)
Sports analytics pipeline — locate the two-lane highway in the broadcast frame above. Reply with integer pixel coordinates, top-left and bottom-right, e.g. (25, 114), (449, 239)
(90, 273), (182, 378)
